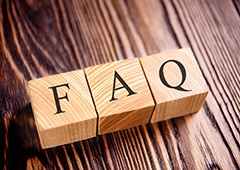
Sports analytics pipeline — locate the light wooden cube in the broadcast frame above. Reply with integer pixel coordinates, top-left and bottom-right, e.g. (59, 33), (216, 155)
(28, 70), (97, 148)
(140, 48), (208, 123)
(85, 58), (155, 134)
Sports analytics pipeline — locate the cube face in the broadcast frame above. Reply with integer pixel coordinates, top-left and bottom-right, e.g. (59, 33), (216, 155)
(85, 58), (155, 134)
(28, 70), (97, 148)
(140, 48), (208, 122)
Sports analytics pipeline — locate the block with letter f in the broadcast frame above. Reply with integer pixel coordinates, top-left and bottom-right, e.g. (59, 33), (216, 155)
(28, 70), (97, 148)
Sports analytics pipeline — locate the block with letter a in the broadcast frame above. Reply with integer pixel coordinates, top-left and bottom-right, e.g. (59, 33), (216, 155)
(85, 58), (155, 134)
(140, 48), (208, 123)
(28, 70), (97, 148)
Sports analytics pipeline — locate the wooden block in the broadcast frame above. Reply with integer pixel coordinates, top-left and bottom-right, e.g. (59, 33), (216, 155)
(140, 48), (208, 123)
(85, 58), (155, 134)
(28, 70), (97, 148)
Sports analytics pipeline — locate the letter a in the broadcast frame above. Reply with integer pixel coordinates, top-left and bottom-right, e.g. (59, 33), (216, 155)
(110, 71), (137, 102)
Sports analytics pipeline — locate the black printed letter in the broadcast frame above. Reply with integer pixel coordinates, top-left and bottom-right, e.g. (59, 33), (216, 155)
(110, 71), (137, 102)
(48, 83), (70, 114)
(159, 60), (191, 92)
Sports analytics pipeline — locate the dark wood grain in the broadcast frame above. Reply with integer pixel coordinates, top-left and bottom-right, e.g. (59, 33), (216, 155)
(0, 0), (239, 169)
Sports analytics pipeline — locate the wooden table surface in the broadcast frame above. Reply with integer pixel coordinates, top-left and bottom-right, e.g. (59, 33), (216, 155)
(0, 0), (239, 169)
